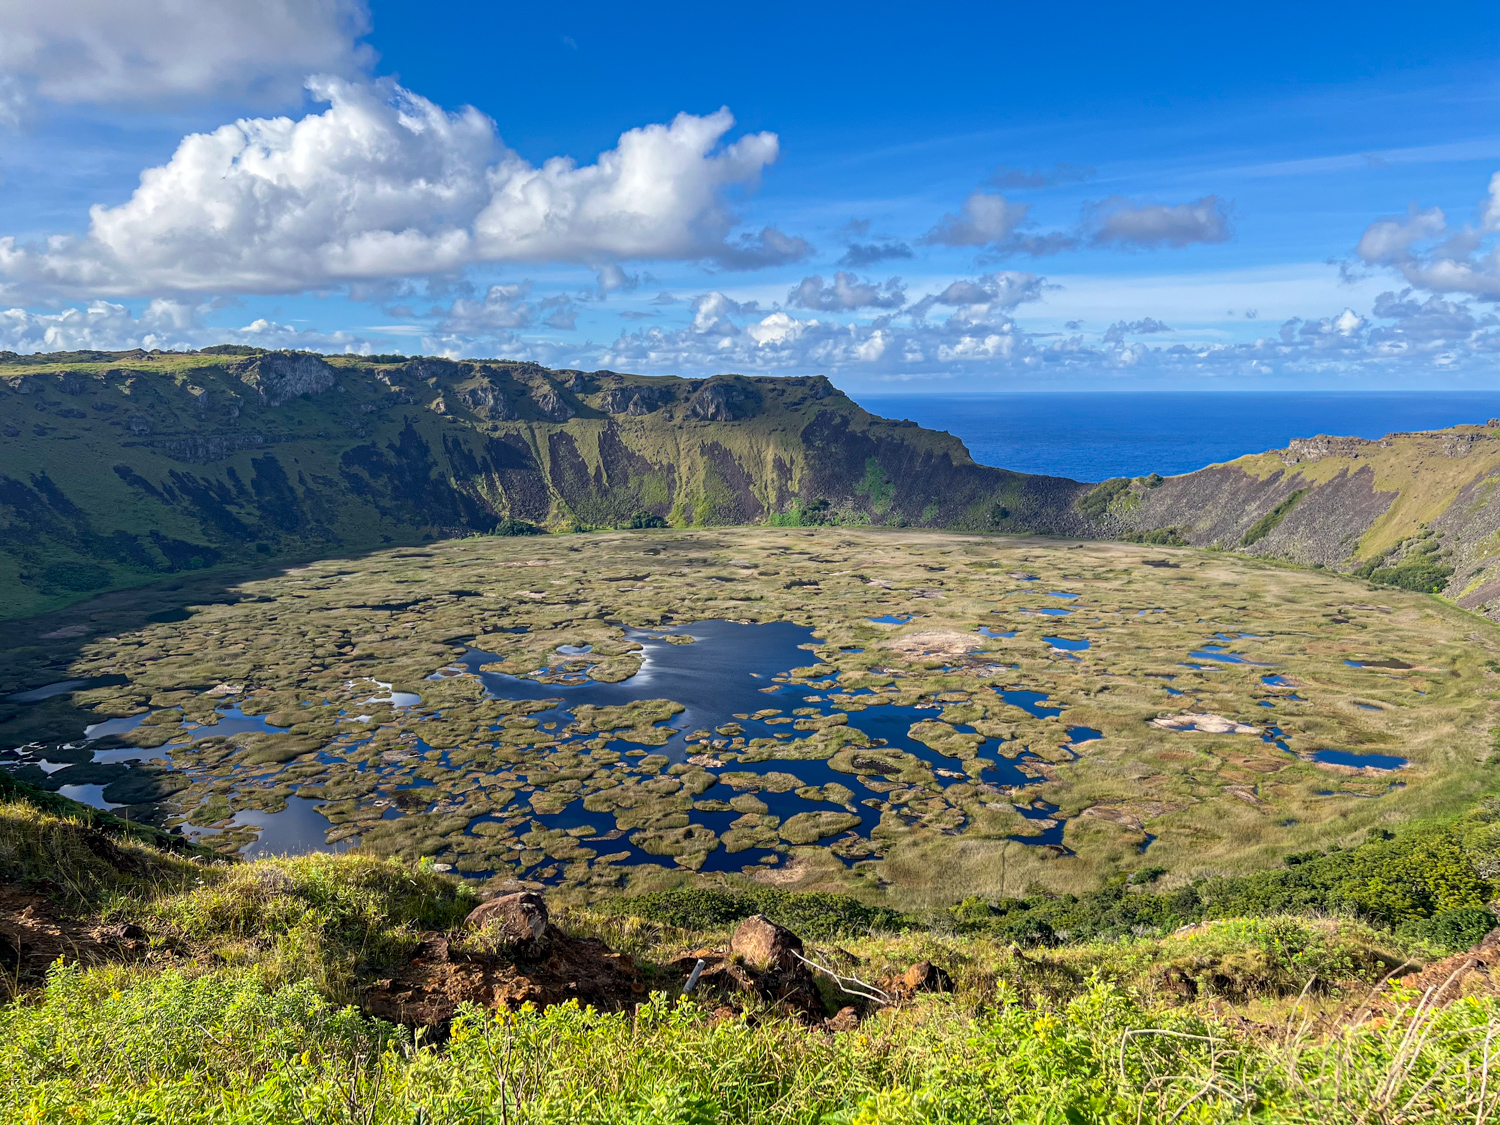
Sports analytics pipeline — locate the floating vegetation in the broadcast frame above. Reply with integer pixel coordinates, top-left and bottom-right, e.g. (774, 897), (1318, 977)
(1, 527), (1491, 900)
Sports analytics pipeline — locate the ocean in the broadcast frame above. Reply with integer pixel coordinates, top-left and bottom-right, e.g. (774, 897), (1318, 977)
(854, 392), (1500, 482)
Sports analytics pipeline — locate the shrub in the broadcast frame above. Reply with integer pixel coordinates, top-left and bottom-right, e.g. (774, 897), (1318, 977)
(490, 517), (543, 537)
(1241, 488), (1307, 546)
(1076, 478), (1131, 519)
(606, 887), (911, 939)
(1397, 907), (1496, 953)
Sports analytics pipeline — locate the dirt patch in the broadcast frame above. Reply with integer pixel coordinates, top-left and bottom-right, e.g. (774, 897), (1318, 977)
(1398, 929), (1500, 1005)
(883, 631), (982, 659)
(1150, 713), (1259, 735)
(363, 928), (646, 1029)
(1079, 806), (1144, 831)
(749, 854), (815, 886)
(0, 886), (146, 997)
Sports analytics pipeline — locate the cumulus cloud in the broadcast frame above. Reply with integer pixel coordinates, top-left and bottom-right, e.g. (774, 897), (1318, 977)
(834, 218), (912, 267)
(579, 267), (1500, 382)
(838, 241), (914, 267)
(1352, 181), (1500, 300)
(909, 271), (1047, 319)
(788, 272), (906, 311)
(0, 83), (798, 298)
(436, 284), (538, 333)
(594, 264), (639, 298)
(0, 298), (368, 353)
(711, 226), (814, 269)
(1086, 195), (1232, 248)
(0, 0), (373, 111)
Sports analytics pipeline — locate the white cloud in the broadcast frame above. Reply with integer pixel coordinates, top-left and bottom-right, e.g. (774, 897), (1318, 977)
(909, 271), (1048, 319)
(0, 299), (369, 353)
(1087, 195), (1232, 248)
(1102, 317), (1171, 342)
(437, 284), (538, 332)
(0, 0), (373, 111)
(923, 191), (1031, 248)
(0, 82), (796, 298)
(585, 268), (1500, 382)
(594, 264), (639, 297)
(1353, 182), (1500, 300)
(788, 272), (906, 311)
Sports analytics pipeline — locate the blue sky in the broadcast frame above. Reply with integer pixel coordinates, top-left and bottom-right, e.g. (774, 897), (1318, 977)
(2, 0), (1500, 390)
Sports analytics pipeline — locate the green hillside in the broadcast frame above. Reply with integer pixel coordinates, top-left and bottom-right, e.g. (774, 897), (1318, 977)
(1084, 425), (1500, 617)
(0, 348), (1086, 619)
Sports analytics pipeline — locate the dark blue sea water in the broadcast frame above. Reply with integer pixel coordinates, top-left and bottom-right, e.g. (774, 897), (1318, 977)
(856, 392), (1500, 481)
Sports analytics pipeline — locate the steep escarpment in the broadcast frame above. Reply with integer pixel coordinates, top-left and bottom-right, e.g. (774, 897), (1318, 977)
(0, 348), (1090, 617)
(1082, 423), (1500, 616)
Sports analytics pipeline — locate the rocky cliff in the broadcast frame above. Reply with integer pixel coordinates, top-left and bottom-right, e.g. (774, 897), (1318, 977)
(0, 349), (1090, 618)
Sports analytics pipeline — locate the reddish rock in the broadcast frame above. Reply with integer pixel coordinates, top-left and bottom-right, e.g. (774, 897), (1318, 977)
(900, 960), (953, 995)
(363, 927), (644, 1029)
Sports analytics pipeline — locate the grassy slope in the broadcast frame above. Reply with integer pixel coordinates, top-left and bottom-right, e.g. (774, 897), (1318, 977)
(1226, 429), (1500, 560)
(0, 350), (1078, 620)
(1097, 425), (1500, 613)
(4, 781), (1500, 1122)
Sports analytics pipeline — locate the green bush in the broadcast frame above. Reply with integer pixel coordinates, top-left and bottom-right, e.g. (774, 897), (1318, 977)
(607, 887), (911, 939)
(1076, 478), (1131, 519)
(1241, 488), (1307, 546)
(40, 560), (111, 591)
(1397, 907), (1496, 953)
(490, 517), (543, 536)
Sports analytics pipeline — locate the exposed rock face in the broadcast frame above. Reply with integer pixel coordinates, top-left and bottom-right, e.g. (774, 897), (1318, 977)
(686, 378), (760, 422)
(1280, 435), (1385, 464)
(464, 890), (549, 944)
(147, 434), (267, 463)
(529, 380), (576, 422)
(232, 353), (337, 406)
(598, 384), (671, 416)
(459, 382), (517, 421)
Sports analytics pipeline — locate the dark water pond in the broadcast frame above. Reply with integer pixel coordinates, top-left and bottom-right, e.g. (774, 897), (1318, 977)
(1044, 636), (1090, 651)
(1312, 749), (1408, 770)
(15, 620), (1064, 875)
(232, 797), (354, 859)
(451, 621), (1054, 872)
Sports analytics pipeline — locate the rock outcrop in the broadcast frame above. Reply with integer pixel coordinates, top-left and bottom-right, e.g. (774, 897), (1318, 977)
(231, 353), (337, 406)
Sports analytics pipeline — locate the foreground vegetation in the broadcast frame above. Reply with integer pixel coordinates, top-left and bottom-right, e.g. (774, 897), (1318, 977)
(6, 779), (1500, 1122)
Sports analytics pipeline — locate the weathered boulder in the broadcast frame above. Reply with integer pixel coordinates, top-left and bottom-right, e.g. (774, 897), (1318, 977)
(465, 890), (549, 943)
(730, 914), (804, 972)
